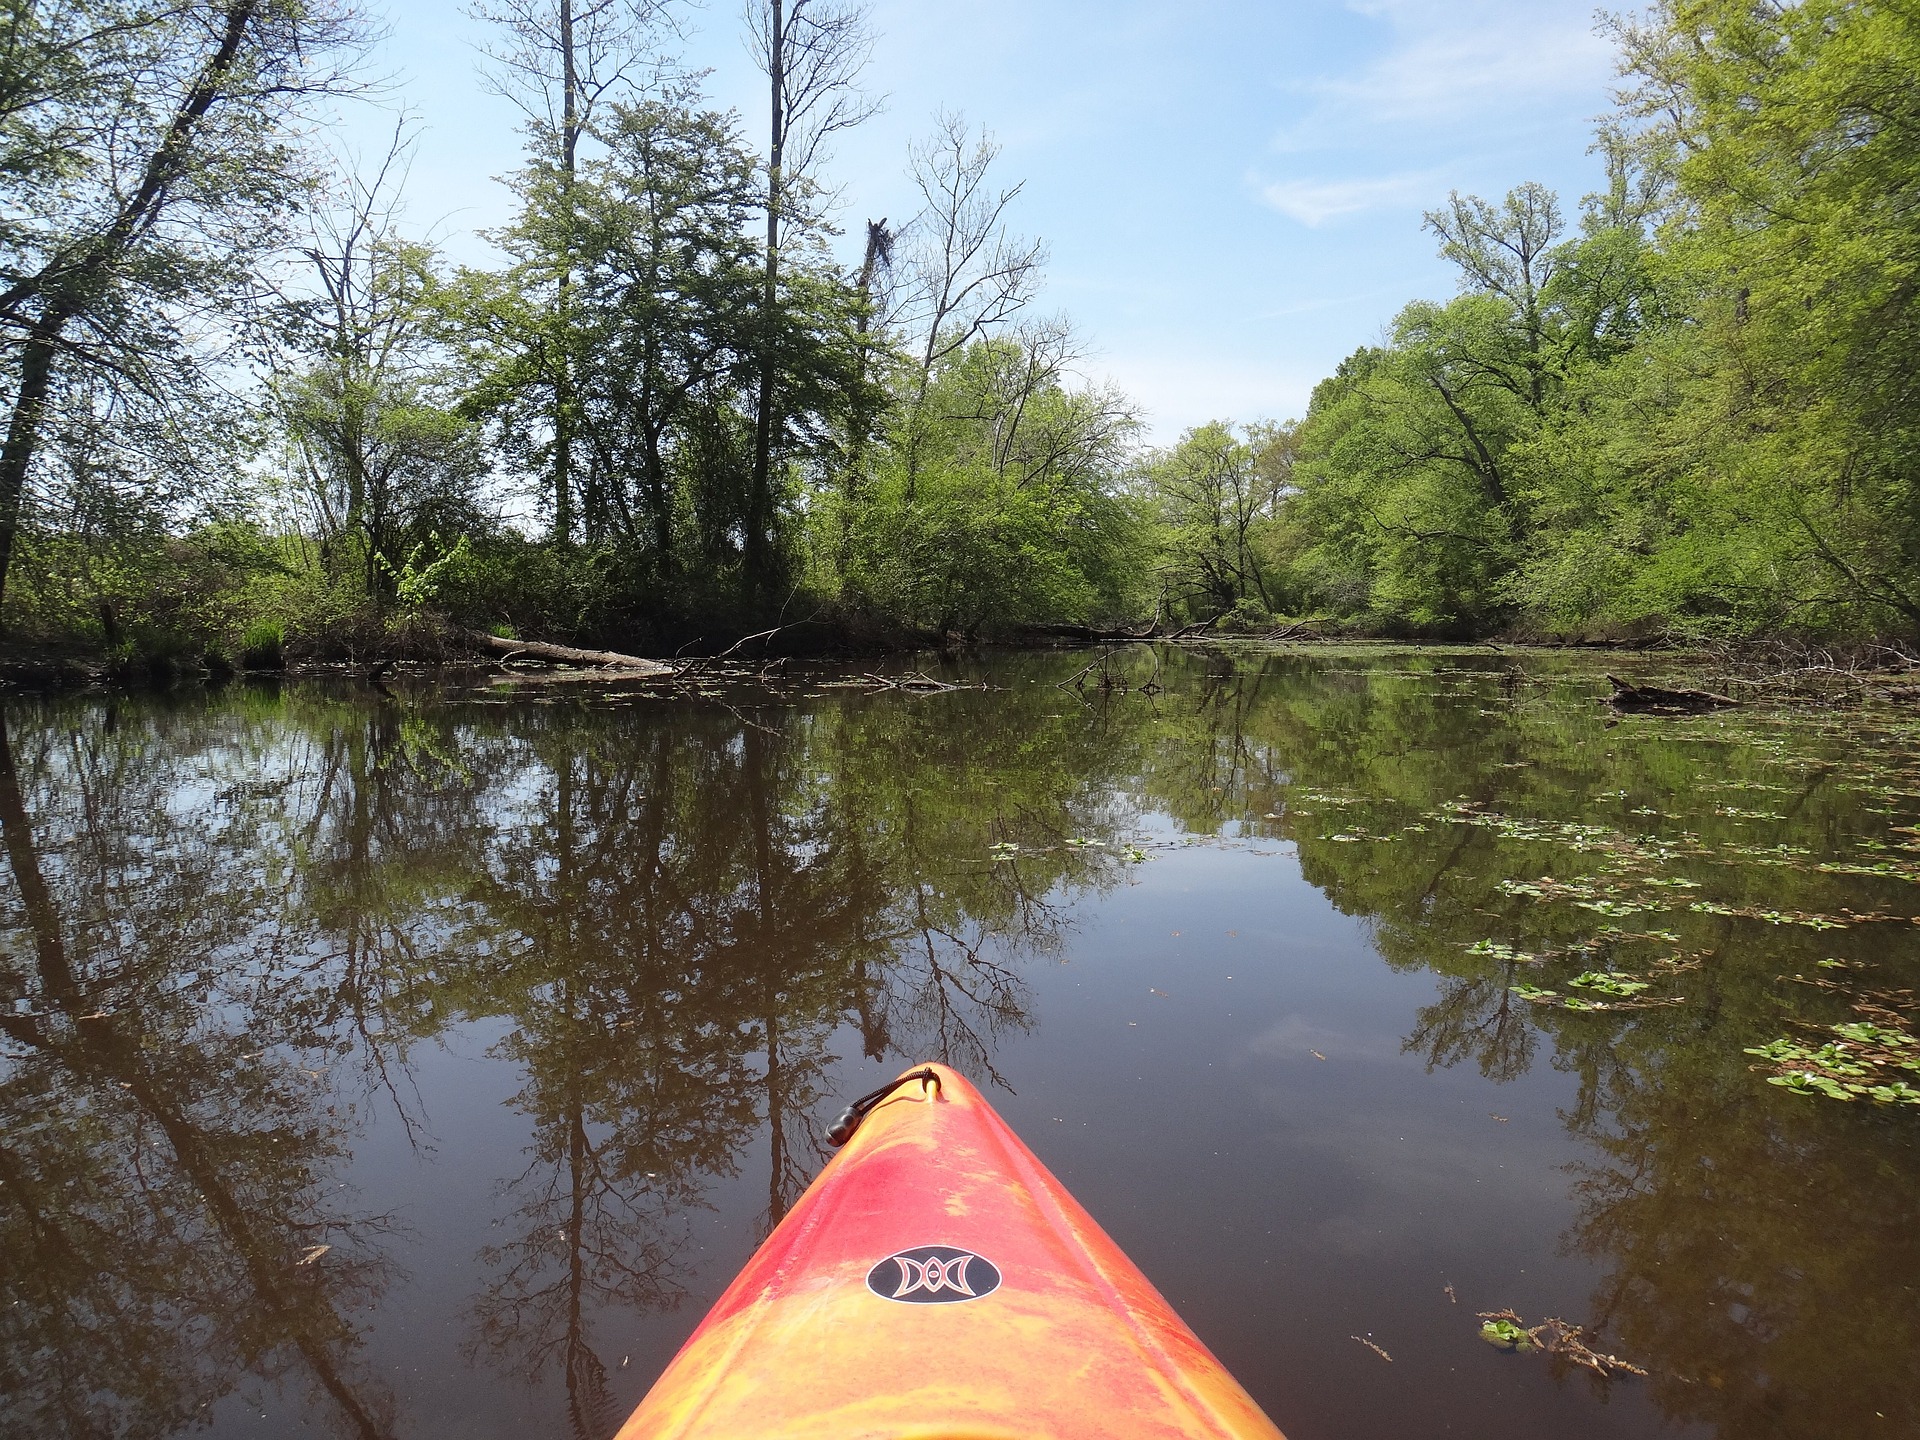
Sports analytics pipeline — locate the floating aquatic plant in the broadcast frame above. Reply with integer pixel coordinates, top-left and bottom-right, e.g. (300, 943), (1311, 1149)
(1568, 972), (1650, 998)
(1511, 980), (1680, 1012)
(1744, 1015), (1920, 1104)
(1475, 1311), (1646, 1377)
(1575, 899), (1662, 917)
(1465, 940), (1536, 962)
(1479, 1318), (1534, 1349)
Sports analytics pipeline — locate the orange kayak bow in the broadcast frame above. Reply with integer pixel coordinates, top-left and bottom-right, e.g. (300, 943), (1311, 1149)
(617, 1062), (1285, 1440)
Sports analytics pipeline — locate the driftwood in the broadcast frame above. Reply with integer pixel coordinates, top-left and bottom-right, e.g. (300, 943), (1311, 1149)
(1023, 621), (1160, 643)
(677, 619), (814, 673)
(1167, 618), (1219, 640)
(470, 630), (672, 676)
(852, 671), (980, 693)
(486, 668), (671, 687)
(1690, 638), (1920, 705)
(1607, 675), (1738, 712)
(1057, 646), (1161, 695)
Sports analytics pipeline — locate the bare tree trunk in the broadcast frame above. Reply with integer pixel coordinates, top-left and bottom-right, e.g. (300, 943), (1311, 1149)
(839, 217), (889, 576)
(0, 321), (62, 606)
(748, 0), (786, 600)
(551, 0), (580, 548)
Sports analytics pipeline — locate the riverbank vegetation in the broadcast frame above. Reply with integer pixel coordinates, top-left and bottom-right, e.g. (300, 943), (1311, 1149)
(1, 0), (1916, 674)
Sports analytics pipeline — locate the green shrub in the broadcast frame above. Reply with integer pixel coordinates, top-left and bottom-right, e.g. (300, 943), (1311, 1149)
(239, 620), (284, 670)
(1224, 596), (1273, 632)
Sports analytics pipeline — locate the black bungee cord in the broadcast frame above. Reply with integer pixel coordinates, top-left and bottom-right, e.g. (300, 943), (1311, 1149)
(825, 1067), (940, 1147)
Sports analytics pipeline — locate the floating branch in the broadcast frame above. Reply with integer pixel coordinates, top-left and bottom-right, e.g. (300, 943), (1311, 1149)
(853, 672), (983, 694)
(1477, 1310), (1647, 1378)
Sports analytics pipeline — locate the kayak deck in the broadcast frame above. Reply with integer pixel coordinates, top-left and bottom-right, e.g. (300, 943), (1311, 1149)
(617, 1063), (1284, 1440)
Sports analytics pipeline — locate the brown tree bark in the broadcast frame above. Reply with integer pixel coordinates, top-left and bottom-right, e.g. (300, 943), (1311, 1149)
(470, 629), (672, 673)
(747, 0), (786, 599)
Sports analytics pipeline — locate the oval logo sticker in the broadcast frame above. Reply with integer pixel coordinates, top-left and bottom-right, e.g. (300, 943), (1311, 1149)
(866, 1245), (1002, 1304)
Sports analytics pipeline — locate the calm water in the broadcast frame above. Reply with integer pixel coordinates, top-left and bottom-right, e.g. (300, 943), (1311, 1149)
(2, 647), (1917, 1440)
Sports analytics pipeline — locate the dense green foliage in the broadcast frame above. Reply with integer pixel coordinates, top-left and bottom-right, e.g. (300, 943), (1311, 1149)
(5, 0), (1920, 660)
(1268, 1), (1920, 639)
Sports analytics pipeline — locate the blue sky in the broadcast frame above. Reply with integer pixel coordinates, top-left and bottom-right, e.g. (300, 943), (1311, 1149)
(345, 0), (1626, 441)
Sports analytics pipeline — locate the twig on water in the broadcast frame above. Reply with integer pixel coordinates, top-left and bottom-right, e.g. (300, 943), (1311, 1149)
(856, 671), (980, 693)
(1477, 1310), (1647, 1378)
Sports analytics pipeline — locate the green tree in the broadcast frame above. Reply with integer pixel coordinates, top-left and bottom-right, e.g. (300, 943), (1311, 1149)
(1290, 171), (1680, 632)
(1292, 294), (1533, 627)
(566, 96), (763, 569)
(471, 0), (677, 548)
(1142, 421), (1279, 622)
(848, 328), (1143, 635)
(0, 0), (365, 612)
(744, 0), (877, 596)
(1614, 0), (1920, 635)
(277, 143), (488, 604)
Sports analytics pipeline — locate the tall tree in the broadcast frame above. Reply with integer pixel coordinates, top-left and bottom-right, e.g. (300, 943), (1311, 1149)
(564, 94), (763, 567)
(277, 131), (488, 601)
(1423, 183), (1566, 414)
(743, 0), (877, 593)
(0, 0), (366, 610)
(1145, 422), (1279, 619)
(1618, 0), (1920, 632)
(471, 0), (676, 545)
(892, 111), (1046, 501)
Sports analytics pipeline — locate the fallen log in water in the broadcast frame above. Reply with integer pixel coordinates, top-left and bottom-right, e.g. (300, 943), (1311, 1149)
(1019, 622), (1161, 643)
(469, 630), (673, 676)
(1606, 674), (1738, 712)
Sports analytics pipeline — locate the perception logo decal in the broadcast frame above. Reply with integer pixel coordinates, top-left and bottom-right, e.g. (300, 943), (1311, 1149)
(866, 1245), (1002, 1304)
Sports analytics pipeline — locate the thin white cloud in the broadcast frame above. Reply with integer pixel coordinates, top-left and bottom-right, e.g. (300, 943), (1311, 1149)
(1273, 0), (1615, 152)
(1255, 171), (1437, 226)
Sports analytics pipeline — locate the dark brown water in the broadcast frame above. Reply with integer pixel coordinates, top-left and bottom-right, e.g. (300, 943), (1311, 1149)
(2, 647), (1917, 1440)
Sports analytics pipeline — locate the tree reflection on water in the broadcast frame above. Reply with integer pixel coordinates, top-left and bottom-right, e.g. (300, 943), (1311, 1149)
(0, 706), (400, 1439)
(0, 680), (1111, 1437)
(0, 651), (1915, 1437)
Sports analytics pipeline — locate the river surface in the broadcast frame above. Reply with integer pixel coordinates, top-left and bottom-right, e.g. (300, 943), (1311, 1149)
(1, 647), (1916, 1440)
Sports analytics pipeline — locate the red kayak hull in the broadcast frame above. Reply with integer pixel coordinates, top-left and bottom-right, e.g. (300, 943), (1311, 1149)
(616, 1063), (1285, 1439)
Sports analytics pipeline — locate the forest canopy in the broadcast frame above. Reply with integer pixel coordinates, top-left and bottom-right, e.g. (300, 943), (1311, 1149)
(1, 0), (1916, 665)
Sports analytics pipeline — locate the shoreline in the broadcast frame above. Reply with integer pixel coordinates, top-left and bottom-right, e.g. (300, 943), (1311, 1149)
(3, 631), (1907, 705)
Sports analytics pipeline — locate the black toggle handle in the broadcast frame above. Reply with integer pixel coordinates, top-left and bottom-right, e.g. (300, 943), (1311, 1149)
(826, 1067), (940, 1148)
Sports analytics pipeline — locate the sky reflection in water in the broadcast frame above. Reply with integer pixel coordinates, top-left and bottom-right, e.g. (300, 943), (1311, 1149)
(0, 648), (1915, 1440)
